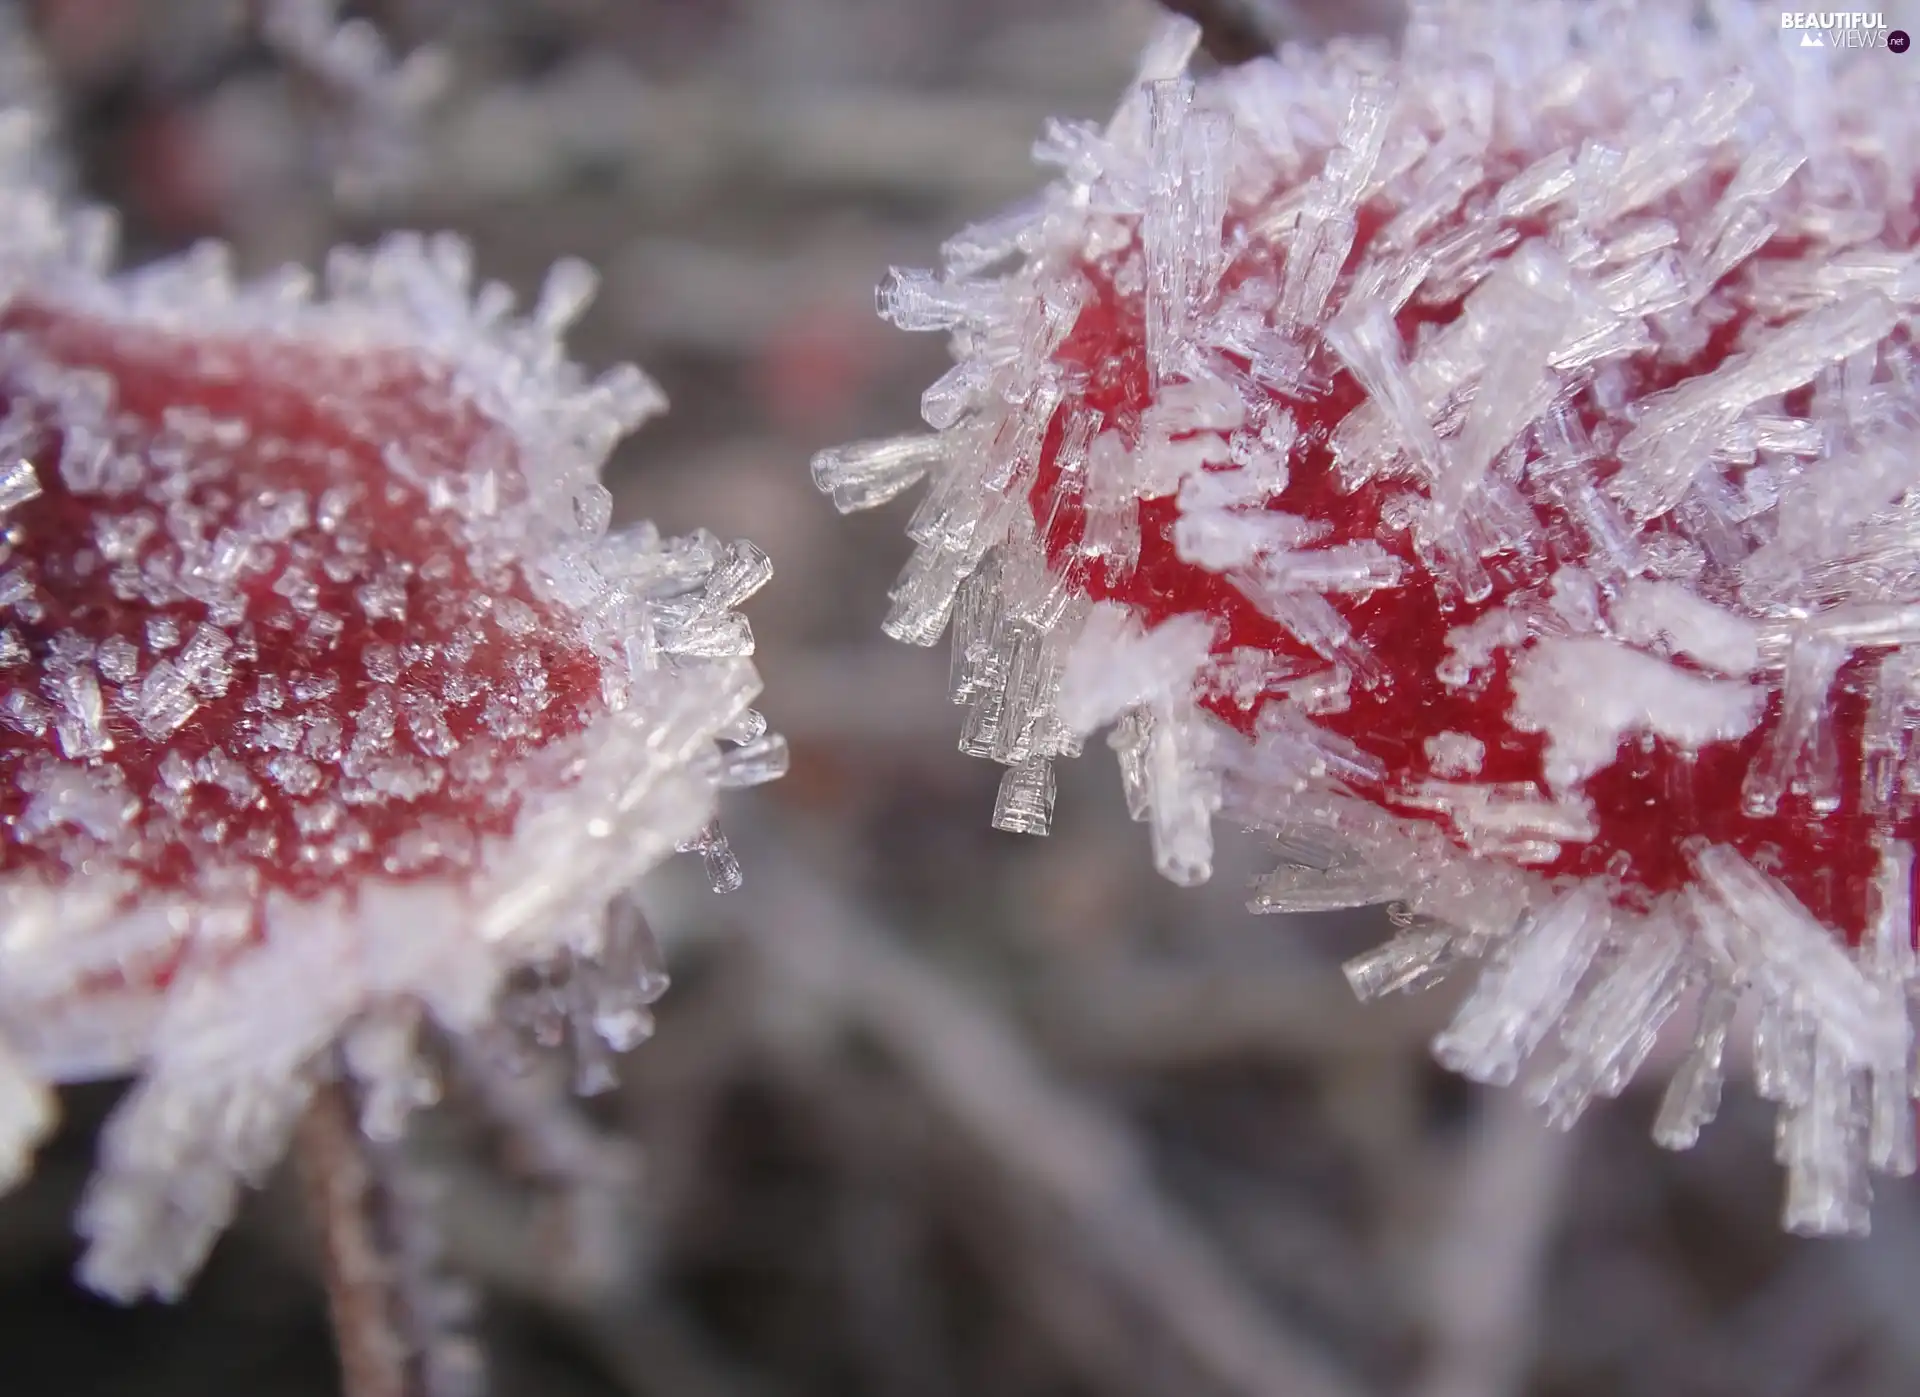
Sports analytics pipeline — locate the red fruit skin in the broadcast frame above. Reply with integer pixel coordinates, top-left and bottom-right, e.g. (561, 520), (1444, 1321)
(0, 301), (611, 976)
(1029, 271), (1911, 947)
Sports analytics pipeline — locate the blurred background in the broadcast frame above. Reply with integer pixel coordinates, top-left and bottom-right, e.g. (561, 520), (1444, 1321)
(5, 2), (1920, 1395)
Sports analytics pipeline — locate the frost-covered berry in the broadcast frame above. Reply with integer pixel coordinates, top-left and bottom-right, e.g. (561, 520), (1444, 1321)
(815, 3), (1920, 1234)
(0, 193), (783, 1294)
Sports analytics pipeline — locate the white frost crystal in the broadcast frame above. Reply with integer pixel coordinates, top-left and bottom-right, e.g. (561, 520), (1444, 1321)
(0, 86), (782, 1296)
(817, 2), (1920, 1233)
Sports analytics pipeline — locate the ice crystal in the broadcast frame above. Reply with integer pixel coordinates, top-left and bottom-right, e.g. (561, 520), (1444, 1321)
(817, 2), (1920, 1233)
(0, 108), (783, 1297)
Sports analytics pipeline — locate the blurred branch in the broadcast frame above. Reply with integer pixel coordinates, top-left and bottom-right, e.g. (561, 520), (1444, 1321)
(442, 1042), (640, 1302)
(426, 1040), (785, 1397)
(1038, 956), (1448, 1068)
(732, 836), (1372, 1397)
(245, 0), (447, 198)
(1410, 1090), (1575, 1397)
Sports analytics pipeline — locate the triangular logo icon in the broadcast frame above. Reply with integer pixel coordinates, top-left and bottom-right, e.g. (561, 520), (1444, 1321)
(1801, 30), (1825, 45)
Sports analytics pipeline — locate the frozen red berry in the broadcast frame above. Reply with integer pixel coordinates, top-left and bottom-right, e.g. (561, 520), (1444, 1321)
(0, 223), (783, 1294)
(816, 4), (1920, 1233)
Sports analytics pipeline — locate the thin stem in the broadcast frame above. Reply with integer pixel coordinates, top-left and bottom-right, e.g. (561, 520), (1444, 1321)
(296, 1076), (434, 1397)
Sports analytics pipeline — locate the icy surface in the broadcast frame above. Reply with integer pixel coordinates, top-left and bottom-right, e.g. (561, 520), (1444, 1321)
(818, 1), (1920, 1233)
(0, 116), (780, 1297)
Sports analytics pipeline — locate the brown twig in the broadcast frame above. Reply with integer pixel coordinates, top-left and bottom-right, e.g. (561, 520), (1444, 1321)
(296, 1075), (473, 1397)
(298, 1078), (418, 1397)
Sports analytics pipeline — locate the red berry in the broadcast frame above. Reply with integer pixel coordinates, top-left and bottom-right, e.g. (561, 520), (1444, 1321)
(0, 230), (782, 1297)
(0, 295), (608, 916)
(818, 6), (1920, 1232)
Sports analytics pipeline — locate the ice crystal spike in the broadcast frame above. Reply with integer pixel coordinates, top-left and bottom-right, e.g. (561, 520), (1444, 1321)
(818, 3), (1920, 1234)
(0, 144), (780, 1300)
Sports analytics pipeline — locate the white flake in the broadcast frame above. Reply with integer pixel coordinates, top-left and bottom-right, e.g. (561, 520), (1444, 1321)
(1510, 637), (1765, 791)
(1611, 579), (1762, 676)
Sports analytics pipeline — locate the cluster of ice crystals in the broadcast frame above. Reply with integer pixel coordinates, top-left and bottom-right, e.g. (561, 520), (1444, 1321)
(818, 1), (1920, 1232)
(0, 116), (782, 1298)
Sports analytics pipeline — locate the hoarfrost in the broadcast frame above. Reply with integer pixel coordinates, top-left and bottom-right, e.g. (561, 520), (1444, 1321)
(0, 85), (781, 1300)
(819, 0), (1920, 1233)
